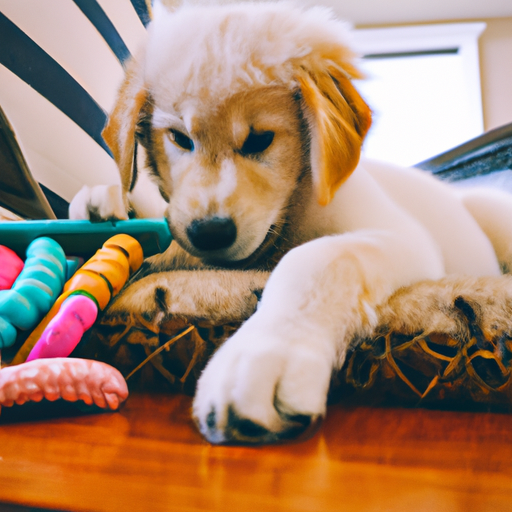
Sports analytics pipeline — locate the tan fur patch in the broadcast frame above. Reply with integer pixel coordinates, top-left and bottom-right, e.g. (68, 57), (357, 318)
(108, 268), (269, 325)
(297, 67), (371, 206)
(376, 274), (512, 340)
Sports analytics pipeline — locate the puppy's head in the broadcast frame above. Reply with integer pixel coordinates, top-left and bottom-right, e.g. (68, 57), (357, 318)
(103, 1), (371, 265)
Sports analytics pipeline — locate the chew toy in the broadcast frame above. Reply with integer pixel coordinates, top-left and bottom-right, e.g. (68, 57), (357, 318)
(0, 246), (24, 290)
(0, 358), (129, 411)
(0, 238), (66, 348)
(26, 294), (98, 361)
(13, 234), (143, 365)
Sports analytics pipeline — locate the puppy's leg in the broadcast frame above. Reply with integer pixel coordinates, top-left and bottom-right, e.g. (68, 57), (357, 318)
(68, 177), (166, 221)
(127, 169), (168, 219)
(193, 230), (444, 444)
(459, 188), (512, 272)
(69, 184), (128, 221)
(105, 268), (269, 325)
(69, 146), (166, 221)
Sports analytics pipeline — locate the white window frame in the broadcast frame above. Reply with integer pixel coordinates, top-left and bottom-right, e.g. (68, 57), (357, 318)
(351, 22), (487, 135)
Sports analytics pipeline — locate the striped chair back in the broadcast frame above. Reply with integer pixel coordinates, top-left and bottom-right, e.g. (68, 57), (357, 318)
(0, 0), (151, 217)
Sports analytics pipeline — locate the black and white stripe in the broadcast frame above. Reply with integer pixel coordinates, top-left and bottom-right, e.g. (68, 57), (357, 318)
(0, 0), (151, 209)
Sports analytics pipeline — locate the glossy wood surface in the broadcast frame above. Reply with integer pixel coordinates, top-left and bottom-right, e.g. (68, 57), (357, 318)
(1, 393), (512, 512)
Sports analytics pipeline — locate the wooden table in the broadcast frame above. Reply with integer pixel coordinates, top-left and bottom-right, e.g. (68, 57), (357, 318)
(1, 392), (511, 512)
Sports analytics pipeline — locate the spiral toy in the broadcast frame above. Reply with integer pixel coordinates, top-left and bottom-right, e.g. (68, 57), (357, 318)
(13, 234), (143, 365)
(0, 238), (66, 349)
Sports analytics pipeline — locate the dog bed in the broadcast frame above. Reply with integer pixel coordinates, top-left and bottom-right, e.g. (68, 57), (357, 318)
(79, 272), (512, 410)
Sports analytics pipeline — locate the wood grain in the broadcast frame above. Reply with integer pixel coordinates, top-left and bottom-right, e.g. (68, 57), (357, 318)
(1, 393), (512, 512)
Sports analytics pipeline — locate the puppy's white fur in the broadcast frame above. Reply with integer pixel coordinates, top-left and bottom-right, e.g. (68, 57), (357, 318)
(70, 1), (511, 443)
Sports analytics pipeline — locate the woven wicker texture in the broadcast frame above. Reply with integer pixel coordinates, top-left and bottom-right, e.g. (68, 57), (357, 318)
(81, 274), (512, 409)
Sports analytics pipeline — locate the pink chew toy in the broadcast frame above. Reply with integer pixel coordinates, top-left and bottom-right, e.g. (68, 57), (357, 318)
(0, 246), (24, 291)
(0, 358), (128, 411)
(26, 294), (98, 361)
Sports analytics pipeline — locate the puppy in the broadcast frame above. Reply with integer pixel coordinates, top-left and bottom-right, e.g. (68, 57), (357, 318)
(70, 1), (512, 443)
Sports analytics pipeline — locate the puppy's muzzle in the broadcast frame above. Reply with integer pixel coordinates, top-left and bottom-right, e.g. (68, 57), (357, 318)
(186, 216), (237, 251)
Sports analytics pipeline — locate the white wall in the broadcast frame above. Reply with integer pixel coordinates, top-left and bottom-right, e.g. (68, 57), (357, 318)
(479, 17), (512, 131)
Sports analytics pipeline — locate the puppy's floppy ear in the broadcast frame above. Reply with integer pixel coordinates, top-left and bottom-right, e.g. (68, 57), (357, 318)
(102, 59), (149, 194)
(297, 65), (372, 206)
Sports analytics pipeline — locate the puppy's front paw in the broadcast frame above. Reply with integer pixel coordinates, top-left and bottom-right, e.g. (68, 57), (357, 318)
(69, 184), (128, 221)
(105, 269), (268, 325)
(192, 319), (334, 444)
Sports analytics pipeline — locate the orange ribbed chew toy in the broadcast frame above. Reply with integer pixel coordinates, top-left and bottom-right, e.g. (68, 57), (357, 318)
(11, 234), (143, 365)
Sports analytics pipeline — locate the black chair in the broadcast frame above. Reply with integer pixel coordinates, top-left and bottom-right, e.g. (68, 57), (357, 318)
(416, 122), (512, 182)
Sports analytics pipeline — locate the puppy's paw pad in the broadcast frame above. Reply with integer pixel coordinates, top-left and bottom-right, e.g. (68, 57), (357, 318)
(196, 404), (316, 445)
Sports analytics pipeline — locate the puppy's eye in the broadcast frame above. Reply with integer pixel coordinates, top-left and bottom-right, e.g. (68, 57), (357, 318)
(168, 129), (194, 151)
(240, 131), (274, 156)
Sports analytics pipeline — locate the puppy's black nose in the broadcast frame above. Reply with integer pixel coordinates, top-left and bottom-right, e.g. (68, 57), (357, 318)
(186, 217), (237, 251)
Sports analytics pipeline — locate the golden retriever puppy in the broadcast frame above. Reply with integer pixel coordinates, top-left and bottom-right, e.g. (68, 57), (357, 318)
(70, 1), (512, 443)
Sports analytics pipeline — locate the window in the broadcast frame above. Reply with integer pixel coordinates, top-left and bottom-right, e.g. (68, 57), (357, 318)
(352, 23), (486, 166)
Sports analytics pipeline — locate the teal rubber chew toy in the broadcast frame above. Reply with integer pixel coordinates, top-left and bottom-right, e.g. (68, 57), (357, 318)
(0, 237), (66, 348)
